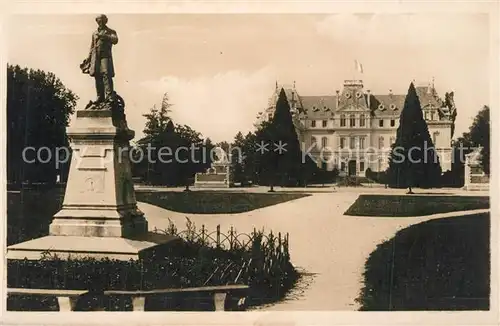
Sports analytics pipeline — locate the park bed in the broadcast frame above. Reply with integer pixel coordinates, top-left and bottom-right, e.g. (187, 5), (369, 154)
(356, 212), (490, 310)
(344, 194), (489, 217)
(136, 191), (309, 214)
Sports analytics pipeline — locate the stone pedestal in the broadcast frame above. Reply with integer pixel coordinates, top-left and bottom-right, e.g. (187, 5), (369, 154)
(7, 109), (179, 261)
(49, 110), (147, 238)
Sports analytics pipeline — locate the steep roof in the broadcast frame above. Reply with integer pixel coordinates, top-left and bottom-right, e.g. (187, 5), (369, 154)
(369, 94), (405, 117)
(266, 81), (446, 120)
(268, 86), (303, 111)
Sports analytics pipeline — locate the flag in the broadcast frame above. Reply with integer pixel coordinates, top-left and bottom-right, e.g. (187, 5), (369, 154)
(354, 60), (364, 74)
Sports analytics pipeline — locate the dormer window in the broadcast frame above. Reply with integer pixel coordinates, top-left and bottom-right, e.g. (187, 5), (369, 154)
(345, 92), (351, 99)
(323, 106), (328, 111)
(312, 106), (319, 112)
(356, 91), (362, 98)
(390, 104), (396, 110)
(378, 104), (385, 111)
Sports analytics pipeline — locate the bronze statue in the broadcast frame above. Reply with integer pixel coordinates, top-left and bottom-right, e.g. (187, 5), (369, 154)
(80, 14), (119, 107)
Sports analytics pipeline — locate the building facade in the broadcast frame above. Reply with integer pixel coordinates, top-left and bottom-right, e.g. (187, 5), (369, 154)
(257, 80), (457, 176)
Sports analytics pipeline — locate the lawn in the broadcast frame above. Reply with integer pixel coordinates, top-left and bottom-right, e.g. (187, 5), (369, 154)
(136, 191), (309, 214)
(356, 213), (490, 310)
(7, 189), (309, 246)
(344, 195), (489, 217)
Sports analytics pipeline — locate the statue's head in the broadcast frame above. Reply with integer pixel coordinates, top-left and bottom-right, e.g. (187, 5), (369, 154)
(95, 14), (108, 27)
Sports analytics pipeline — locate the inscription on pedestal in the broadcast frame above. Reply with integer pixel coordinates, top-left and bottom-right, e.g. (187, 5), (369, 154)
(80, 172), (105, 194)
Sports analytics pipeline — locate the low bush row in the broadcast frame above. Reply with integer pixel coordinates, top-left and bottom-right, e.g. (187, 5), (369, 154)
(8, 220), (298, 311)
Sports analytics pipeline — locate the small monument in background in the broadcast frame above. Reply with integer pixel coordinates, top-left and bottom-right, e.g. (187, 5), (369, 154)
(7, 15), (179, 261)
(464, 147), (489, 191)
(194, 147), (233, 188)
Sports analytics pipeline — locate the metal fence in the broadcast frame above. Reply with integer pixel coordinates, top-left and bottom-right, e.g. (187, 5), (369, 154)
(154, 218), (291, 283)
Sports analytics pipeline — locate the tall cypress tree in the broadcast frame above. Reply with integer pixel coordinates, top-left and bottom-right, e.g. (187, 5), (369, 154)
(255, 88), (316, 189)
(387, 82), (442, 192)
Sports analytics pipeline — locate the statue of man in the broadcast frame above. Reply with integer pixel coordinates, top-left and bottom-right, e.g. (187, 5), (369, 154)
(80, 14), (118, 104)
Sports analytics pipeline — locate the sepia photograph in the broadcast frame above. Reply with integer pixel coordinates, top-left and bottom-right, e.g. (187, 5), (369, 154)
(1, 2), (497, 324)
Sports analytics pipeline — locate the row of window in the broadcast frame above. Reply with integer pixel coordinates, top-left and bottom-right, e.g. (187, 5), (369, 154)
(312, 132), (440, 150)
(320, 161), (366, 173)
(424, 111), (437, 121)
(310, 116), (397, 128)
(311, 136), (396, 149)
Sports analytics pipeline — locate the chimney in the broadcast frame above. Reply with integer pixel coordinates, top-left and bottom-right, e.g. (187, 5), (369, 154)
(389, 89), (393, 97)
(336, 90), (340, 109)
(366, 90), (371, 108)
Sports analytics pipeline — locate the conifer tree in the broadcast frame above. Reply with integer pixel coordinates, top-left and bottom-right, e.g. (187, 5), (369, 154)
(255, 88), (316, 189)
(387, 82), (442, 192)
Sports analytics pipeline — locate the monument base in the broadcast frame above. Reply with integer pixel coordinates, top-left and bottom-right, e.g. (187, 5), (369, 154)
(6, 232), (181, 261)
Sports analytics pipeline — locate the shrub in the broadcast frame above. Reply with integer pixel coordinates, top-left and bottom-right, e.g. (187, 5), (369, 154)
(365, 168), (387, 184)
(8, 219), (298, 311)
(336, 176), (364, 187)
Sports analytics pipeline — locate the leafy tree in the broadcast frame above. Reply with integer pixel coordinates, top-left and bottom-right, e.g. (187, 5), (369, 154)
(242, 132), (258, 184)
(7, 64), (77, 186)
(466, 106), (490, 175)
(387, 82), (442, 192)
(230, 132), (246, 185)
(174, 124), (206, 191)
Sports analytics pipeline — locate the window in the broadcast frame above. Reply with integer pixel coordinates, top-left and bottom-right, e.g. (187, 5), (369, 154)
(321, 137), (328, 148)
(350, 137), (356, 149)
(390, 137), (395, 146)
(340, 114), (346, 127)
(350, 114), (356, 127)
(340, 137), (346, 149)
(471, 166), (483, 175)
(311, 137), (317, 148)
(322, 120), (328, 128)
(378, 136), (384, 149)
(424, 111), (428, 120)
(321, 161), (328, 170)
(430, 111), (435, 121)
(341, 162), (346, 171)
(379, 120), (384, 127)
(360, 114), (365, 127)
(390, 119), (395, 127)
(311, 120), (316, 127)
(268, 113), (272, 120)
(432, 132), (439, 146)
(360, 161), (365, 172)
(359, 137), (365, 149)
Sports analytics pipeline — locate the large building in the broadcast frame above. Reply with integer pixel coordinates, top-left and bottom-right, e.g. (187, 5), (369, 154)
(257, 79), (457, 176)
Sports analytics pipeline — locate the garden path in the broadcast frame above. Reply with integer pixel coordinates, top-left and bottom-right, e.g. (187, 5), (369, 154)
(138, 193), (489, 311)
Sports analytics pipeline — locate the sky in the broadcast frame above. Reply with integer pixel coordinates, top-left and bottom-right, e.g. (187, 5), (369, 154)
(6, 13), (491, 143)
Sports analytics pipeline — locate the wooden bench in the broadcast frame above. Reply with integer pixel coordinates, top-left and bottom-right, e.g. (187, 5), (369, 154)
(7, 284), (249, 311)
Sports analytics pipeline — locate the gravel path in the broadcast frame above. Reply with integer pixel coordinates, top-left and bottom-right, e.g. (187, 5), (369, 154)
(138, 192), (489, 311)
